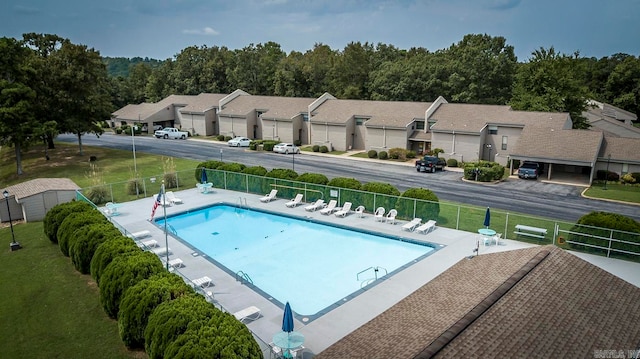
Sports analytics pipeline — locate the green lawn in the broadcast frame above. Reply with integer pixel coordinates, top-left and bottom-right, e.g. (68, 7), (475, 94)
(0, 222), (145, 359)
(584, 183), (640, 204)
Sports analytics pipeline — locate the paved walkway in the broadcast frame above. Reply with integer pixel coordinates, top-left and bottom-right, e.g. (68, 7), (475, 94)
(107, 186), (640, 357)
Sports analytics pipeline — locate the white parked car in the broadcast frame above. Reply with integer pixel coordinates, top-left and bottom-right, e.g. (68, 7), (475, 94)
(227, 136), (251, 147)
(273, 143), (300, 154)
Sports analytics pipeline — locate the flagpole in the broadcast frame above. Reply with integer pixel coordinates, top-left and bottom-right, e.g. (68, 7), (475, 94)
(162, 181), (169, 270)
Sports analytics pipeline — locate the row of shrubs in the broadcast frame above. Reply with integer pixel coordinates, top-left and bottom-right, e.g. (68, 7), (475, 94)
(462, 161), (507, 182)
(42, 201), (262, 358)
(596, 170), (640, 185)
(196, 160), (441, 220)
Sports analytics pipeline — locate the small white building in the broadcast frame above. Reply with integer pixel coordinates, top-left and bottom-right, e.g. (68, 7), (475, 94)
(1, 178), (80, 223)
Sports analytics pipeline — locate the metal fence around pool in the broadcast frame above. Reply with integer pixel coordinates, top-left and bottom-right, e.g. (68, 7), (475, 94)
(77, 168), (640, 263)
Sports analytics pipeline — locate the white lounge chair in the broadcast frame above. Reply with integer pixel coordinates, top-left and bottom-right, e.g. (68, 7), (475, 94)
(415, 220), (437, 234)
(355, 205), (365, 218)
(285, 194), (304, 207)
(319, 200), (338, 215)
(401, 218), (422, 232)
(127, 230), (151, 240)
(374, 207), (385, 222)
(334, 202), (352, 217)
(153, 246), (172, 256)
(385, 209), (397, 224)
(168, 258), (184, 268)
(233, 305), (262, 323)
(141, 239), (159, 248)
(193, 276), (213, 288)
(305, 199), (325, 211)
(259, 189), (278, 202)
(165, 191), (183, 204)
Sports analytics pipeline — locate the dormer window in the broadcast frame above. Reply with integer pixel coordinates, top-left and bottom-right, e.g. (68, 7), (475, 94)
(488, 125), (498, 135)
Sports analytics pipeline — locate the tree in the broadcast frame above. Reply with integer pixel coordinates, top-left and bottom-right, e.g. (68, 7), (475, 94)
(0, 36), (38, 175)
(605, 55), (640, 116)
(510, 47), (592, 129)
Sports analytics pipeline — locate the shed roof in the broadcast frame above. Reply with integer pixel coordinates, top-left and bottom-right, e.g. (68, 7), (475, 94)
(316, 246), (640, 359)
(3, 178), (80, 200)
(310, 99), (430, 128)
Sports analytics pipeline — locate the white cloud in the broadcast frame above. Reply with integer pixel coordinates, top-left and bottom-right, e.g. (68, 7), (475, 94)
(182, 27), (220, 36)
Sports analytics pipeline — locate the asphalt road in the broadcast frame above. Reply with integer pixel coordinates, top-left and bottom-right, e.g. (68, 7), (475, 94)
(57, 133), (640, 222)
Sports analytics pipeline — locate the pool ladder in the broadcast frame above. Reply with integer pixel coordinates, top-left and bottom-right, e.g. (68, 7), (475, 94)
(235, 270), (253, 285)
(357, 266), (388, 288)
(237, 197), (247, 209)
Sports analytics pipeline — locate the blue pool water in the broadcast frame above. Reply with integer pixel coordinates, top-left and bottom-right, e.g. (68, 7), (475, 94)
(159, 204), (436, 318)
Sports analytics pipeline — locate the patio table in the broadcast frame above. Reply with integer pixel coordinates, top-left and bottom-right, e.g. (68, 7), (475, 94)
(273, 331), (304, 358)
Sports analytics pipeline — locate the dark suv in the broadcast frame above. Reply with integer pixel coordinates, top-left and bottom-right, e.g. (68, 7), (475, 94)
(415, 156), (446, 173)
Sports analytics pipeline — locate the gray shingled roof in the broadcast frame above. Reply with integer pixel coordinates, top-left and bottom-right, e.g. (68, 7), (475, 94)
(430, 104), (570, 132)
(510, 127), (603, 164)
(602, 137), (640, 162)
(310, 99), (430, 128)
(179, 93), (227, 113)
(111, 94), (208, 120)
(3, 178), (79, 200)
(316, 246), (640, 359)
(218, 95), (315, 119)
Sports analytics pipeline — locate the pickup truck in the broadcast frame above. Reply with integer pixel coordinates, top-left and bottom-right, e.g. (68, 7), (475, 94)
(518, 161), (542, 179)
(154, 127), (188, 140)
(415, 156), (446, 173)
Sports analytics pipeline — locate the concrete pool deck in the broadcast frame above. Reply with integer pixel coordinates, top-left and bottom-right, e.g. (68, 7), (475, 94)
(106, 187), (640, 356)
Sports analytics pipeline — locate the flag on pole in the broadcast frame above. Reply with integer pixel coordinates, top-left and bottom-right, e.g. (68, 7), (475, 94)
(150, 185), (163, 220)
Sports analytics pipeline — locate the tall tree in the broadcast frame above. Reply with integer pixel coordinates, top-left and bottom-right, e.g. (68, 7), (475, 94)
(302, 43), (337, 97)
(605, 55), (640, 116)
(0, 37), (37, 175)
(510, 47), (592, 129)
(329, 42), (374, 99)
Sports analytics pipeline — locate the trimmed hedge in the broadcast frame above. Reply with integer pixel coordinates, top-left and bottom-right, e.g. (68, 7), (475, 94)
(327, 177), (362, 190)
(361, 182), (401, 196)
(296, 173), (329, 185)
(44, 201), (94, 243)
(463, 161), (505, 182)
(367, 150), (378, 158)
(447, 158), (458, 167)
(397, 188), (440, 221)
(90, 236), (141, 284)
(266, 168), (298, 180)
(144, 295), (221, 359)
(69, 223), (123, 274)
(57, 210), (109, 256)
(99, 251), (164, 319)
(242, 166), (268, 176)
(118, 272), (194, 348)
(378, 151), (388, 160)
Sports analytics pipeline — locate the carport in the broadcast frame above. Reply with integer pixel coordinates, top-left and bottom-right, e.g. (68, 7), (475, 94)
(509, 127), (603, 185)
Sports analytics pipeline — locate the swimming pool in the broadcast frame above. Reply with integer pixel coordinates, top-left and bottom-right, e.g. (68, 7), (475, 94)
(158, 204), (437, 319)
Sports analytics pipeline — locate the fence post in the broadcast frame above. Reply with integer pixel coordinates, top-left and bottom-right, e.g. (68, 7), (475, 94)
(505, 213), (509, 240)
(607, 230), (613, 258)
(456, 206), (460, 230)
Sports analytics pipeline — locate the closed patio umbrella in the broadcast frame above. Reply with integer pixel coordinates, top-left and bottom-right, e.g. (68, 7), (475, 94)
(484, 207), (491, 228)
(200, 168), (208, 184)
(282, 302), (294, 333)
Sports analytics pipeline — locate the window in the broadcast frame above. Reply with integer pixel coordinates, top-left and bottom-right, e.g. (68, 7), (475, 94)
(416, 121), (425, 130)
(489, 125), (498, 135)
(355, 117), (366, 126)
(302, 113), (309, 122)
(502, 136), (508, 150)
(428, 120), (437, 129)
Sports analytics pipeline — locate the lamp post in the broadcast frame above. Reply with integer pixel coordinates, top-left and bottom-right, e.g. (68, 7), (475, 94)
(603, 154), (611, 190)
(132, 119), (139, 196)
(3, 190), (21, 251)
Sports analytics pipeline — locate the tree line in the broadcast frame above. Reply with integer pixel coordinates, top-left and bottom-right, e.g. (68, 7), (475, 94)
(1, 32), (639, 175)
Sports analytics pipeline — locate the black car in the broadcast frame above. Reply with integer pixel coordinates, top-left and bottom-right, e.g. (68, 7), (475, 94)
(415, 156), (446, 173)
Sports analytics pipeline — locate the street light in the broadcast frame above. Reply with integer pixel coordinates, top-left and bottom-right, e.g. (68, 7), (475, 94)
(603, 154), (611, 190)
(3, 190), (21, 251)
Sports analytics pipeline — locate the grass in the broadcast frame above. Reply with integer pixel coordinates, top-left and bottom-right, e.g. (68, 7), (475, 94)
(0, 222), (145, 359)
(583, 183), (640, 204)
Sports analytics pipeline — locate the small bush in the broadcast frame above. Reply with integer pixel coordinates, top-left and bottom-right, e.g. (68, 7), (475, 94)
(224, 136), (232, 141)
(85, 186), (109, 205)
(218, 162), (246, 172)
(388, 148), (407, 160)
(242, 166), (268, 176)
(266, 168), (298, 180)
(447, 158), (458, 167)
(398, 188), (440, 220)
(126, 178), (143, 195)
(163, 173), (177, 189)
(319, 145), (329, 153)
(99, 251), (164, 319)
(294, 139), (302, 146)
(296, 173), (329, 185)
(327, 177), (362, 189)
(216, 134), (225, 141)
(406, 150), (416, 159)
(312, 145), (320, 152)
(621, 173), (636, 184)
(361, 182), (400, 196)
(596, 169), (620, 181)
(115, 128), (123, 134)
(378, 151), (388, 160)
(367, 150), (378, 158)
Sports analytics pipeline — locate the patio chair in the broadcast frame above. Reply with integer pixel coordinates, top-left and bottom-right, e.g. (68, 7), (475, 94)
(374, 207), (385, 222)
(319, 200), (338, 215)
(415, 220), (437, 234)
(355, 205), (365, 218)
(401, 218), (422, 232)
(165, 191), (183, 204)
(127, 230), (151, 240)
(285, 194), (304, 208)
(334, 202), (352, 217)
(305, 199), (325, 211)
(233, 305), (262, 323)
(193, 276), (213, 288)
(493, 233), (503, 246)
(260, 189), (278, 202)
(385, 209), (397, 224)
(141, 239), (159, 248)
(168, 258), (184, 268)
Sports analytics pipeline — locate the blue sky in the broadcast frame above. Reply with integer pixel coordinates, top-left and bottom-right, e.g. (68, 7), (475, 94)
(2, 0), (638, 61)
